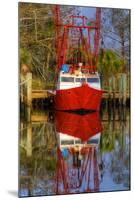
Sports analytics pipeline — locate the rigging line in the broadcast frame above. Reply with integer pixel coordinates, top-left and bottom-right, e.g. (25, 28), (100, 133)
(103, 33), (122, 43)
(109, 48), (128, 58)
(104, 29), (121, 37)
(103, 33), (121, 43)
(104, 30), (130, 43)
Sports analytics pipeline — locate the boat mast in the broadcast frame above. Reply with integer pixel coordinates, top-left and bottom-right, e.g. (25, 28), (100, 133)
(55, 5), (101, 73)
(55, 145), (100, 194)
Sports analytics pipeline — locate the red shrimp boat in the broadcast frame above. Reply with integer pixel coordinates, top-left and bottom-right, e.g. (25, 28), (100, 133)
(56, 144), (100, 194)
(55, 111), (102, 142)
(55, 111), (102, 194)
(55, 71), (103, 111)
(54, 6), (103, 111)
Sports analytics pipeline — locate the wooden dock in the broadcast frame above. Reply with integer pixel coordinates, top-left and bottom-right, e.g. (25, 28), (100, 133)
(21, 72), (130, 101)
(102, 91), (130, 99)
(32, 90), (51, 99)
(31, 113), (48, 122)
(20, 72), (130, 122)
(20, 73), (130, 104)
(32, 90), (130, 100)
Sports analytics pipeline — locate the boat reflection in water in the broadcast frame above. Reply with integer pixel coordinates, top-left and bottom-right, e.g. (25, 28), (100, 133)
(19, 108), (130, 197)
(55, 111), (102, 194)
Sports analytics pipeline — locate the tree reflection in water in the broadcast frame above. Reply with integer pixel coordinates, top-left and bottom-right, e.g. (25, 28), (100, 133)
(99, 108), (130, 191)
(19, 107), (130, 197)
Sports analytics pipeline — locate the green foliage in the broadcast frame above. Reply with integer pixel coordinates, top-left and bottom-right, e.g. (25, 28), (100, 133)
(100, 135), (114, 153)
(19, 3), (77, 89)
(98, 49), (125, 77)
(45, 157), (57, 171)
(20, 48), (32, 66)
(101, 8), (130, 66)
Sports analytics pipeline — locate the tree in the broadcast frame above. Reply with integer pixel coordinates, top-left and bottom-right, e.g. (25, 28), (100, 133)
(19, 3), (77, 89)
(101, 8), (130, 72)
(98, 49), (124, 77)
(111, 9), (130, 71)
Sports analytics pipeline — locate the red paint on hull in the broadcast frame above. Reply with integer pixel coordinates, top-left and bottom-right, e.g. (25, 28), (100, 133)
(55, 84), (103, 111)
(55, 111), (102, 141)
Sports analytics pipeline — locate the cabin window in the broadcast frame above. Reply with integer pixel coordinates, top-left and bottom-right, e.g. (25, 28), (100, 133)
(61, 77), (74, 82)
(87, 78), (99, 83)
(81, 78), (86, 82)
(61, 140), (74, 145)
(75, 140), (81, 144)
(76, 78), (81, 82)
(76, 78), (86, 83)
(87, 139), (98, 144)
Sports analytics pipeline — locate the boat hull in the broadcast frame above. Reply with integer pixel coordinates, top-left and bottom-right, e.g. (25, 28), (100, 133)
(54, 84), (103, 111)
(55, 111), (102, 141)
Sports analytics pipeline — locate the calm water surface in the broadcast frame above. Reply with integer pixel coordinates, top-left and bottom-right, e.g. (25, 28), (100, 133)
(19, 107), (130, 197)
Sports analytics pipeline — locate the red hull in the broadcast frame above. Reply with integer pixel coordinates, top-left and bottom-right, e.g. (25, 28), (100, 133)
(55, 84), (103, 111)
(55, 111), (102, 141)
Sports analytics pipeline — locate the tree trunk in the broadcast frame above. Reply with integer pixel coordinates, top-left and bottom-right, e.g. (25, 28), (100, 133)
(120, 30), (125, 72)
(46, 42), (51, 69)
